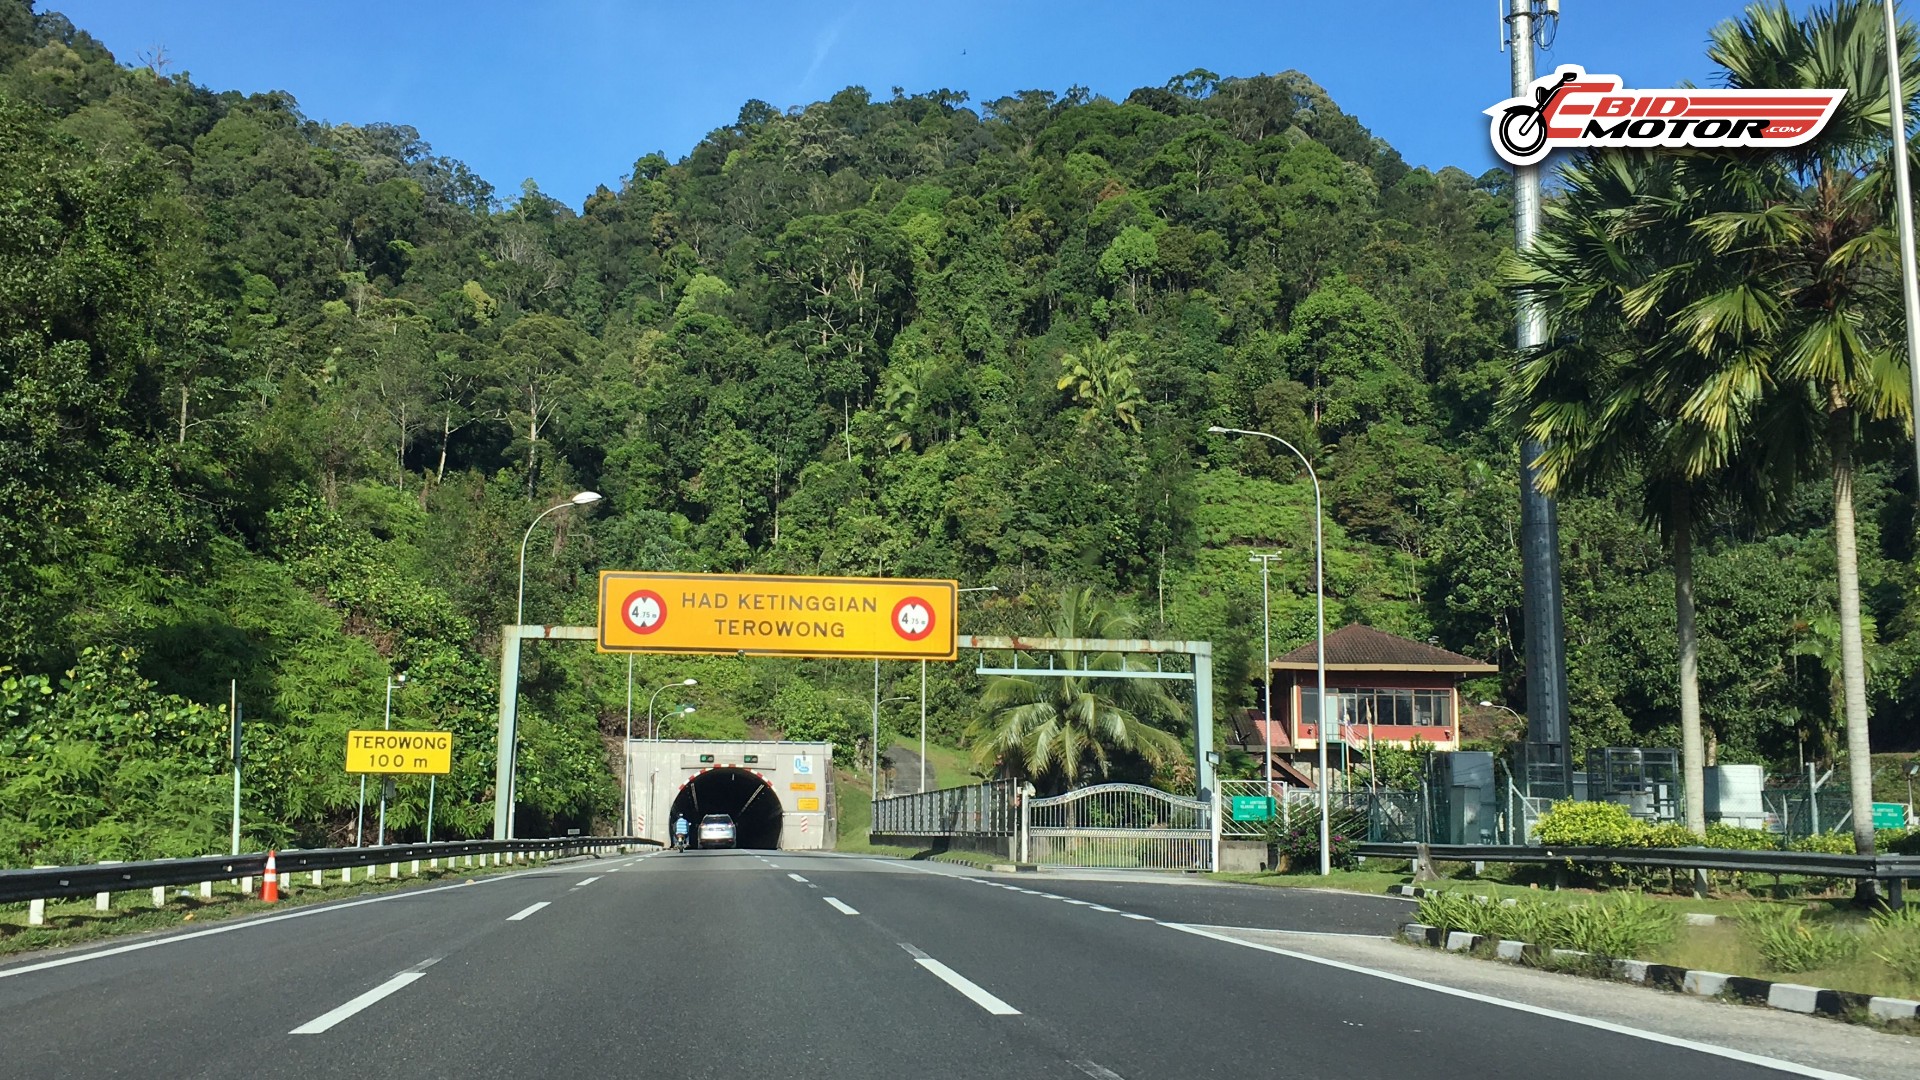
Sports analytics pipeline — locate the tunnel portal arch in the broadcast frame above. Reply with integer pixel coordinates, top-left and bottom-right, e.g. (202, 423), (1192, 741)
(671, 766), (785, 849)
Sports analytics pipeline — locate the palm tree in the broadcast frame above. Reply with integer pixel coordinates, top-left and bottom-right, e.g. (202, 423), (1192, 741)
(1057, 340), (1146, 432)
(1685, 0), (1918, 873)
(1505, 148), (1771, 839)
(966, 586), (1183, 790)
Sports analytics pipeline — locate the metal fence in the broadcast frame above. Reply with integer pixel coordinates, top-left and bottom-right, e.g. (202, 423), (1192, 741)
(1026, 782), (1210, 870)
(871, 780), (1016, 837)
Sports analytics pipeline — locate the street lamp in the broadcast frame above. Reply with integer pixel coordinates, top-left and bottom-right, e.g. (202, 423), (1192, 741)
(628, 675), (695, 836)
(504, 490), (601, 838)
(375, 671), (406, 846)
(647, 678), (699, 741)
(657, 704), (695, 739)
(1209, 425), (1329, 876)
(516, 490), (602, 626)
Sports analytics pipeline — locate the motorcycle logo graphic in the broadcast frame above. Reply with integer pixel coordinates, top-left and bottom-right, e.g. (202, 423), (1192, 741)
(1485, 64), (1845, 167)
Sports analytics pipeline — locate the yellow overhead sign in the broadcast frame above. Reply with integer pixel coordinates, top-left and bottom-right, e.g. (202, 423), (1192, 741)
(345, 730), (453, 774)
(597, 572), (957, 660)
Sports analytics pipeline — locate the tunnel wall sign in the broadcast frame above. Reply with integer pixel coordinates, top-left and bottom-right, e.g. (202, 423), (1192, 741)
(345, 730), (453, 774)
(597, 571), (957, 660)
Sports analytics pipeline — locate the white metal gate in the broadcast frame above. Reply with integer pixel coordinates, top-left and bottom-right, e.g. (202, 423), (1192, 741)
(1023, 783), (1212, 871)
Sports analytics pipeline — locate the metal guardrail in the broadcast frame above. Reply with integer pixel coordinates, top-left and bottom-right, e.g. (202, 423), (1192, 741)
(0, 837), (649, 906)
(1354, 842), (1920, 882)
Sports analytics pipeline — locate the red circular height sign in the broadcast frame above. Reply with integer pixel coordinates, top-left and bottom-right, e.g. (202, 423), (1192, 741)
(621, 590), (667, 635)
(891, 596), (936, 641)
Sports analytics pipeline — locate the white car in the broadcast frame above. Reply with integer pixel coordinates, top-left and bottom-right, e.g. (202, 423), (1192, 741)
(697, 814), (736, 849)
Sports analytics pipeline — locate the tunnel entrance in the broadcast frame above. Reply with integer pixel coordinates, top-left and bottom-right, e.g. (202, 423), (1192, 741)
(670, 767), (784, 849)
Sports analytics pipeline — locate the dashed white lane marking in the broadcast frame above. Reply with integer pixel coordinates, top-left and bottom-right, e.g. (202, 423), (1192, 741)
(574, 877), (601, 887)
(290, 970), (427, 1034)
(900, 944), (1019, 1015)
(823, 897), (860, 915)
(506, 902), (550, 922)
(788, 873), (809, 883)
(1161, 924), (1866, 1080)
(1071, 1061), (1127, 1080)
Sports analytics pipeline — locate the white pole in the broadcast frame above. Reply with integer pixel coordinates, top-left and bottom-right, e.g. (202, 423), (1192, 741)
(1251, 554), (1276, 804)
(426, 775), (436, 843)
(871, 659), (880, 802)
(230, 682), (241, 856)
(1208, 427), (1327, 874)
(1885, 0), (1920, 498)
(625, 655), (634, 835)
(919, 659), (928, 792)
(378, 675), (394, 845)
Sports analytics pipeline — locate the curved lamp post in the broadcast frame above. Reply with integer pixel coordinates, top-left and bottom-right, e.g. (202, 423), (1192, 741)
(1208, 426), (1329, 876)
(626, 678), (696, 835)
(517, 490), (602, 626)
(504, 490), (601, 837)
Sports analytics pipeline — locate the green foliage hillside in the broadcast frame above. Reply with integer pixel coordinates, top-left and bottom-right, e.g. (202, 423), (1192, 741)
(0, 4), (1912, 863)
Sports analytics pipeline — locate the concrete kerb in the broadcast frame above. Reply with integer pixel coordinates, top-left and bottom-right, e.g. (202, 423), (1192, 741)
(1399, 921), (1920, 1026)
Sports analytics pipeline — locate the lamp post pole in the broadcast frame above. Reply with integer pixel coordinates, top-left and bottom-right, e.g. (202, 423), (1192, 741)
(503, 491), (601, 838)
(934, 585), (1001, 792)
(1210, 426), (1328, 875)
(377, 672), (405, 845)
(1250, 553), (1281, 805)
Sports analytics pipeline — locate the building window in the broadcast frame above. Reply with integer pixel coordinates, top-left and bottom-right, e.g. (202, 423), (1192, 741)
(1301, 688), (1451, 730)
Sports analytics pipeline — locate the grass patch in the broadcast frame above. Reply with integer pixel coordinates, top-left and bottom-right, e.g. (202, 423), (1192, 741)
(832, 765), (1002, 870)
(0, 852), (570, 959)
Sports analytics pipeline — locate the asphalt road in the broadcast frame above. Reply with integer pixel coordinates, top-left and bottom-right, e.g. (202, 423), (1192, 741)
(0, 850), (1901, 1079)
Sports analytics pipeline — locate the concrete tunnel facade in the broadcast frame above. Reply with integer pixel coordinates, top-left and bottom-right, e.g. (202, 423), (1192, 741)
(624, 739), (834, 850)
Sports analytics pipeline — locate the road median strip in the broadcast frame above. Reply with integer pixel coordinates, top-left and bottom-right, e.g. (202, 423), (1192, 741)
(1398, 921), (1920, 1026)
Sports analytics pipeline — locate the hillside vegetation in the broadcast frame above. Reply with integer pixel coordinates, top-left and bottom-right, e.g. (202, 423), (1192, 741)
(0, 2), (1911, 865)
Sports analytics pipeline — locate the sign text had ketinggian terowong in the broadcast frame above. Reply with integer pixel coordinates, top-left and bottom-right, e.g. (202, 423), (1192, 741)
(597, 572), (958, 660)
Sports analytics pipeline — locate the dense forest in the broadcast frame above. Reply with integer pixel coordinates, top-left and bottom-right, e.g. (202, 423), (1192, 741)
(0, 1), (1913, 866)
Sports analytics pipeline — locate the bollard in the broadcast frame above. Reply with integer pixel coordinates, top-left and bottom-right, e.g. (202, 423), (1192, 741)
(240, 876), (252, 895)
(200, 880), (212, 898)
(152, 886), (165, 908)
(430, 857), (438, 869)
(278, 872), (289, 891)
(96, 890), (111, 911)
(341, 867), (351, 883)
(29, 897), (45, 925)
(312, 870), (323, 886)
(389, 862), (399, 878)
(411, 859), (419, 874)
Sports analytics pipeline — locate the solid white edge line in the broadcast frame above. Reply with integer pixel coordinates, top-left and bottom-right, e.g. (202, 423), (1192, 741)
(915, 957), (1020, 1015)
(1121, 913), (1155, 921)
(823, 897), (860, 915)
(1161, 923), (1868, 1080)
(506, 902), (550, 922)
(788, 873), (809, 883)
(0, 859), (564, 981)
(289, 971), (425, 1034)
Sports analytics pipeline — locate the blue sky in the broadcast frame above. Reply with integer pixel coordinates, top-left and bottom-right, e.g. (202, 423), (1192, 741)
(53, 1), (1819, 207)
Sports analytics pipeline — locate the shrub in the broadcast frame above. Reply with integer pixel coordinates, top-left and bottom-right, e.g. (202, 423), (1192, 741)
(1704, 823), (1778, 850)
(1877, 828), (1920, 855)
(1788, 832), (1856, 855)
(1415, 891), (1484, 935)
(1741, 905), (1860, 973)
(1558, 892), (1677, 958)
(1268, 824), (1359, 870)
(1638, 822), (1698, 849)
(1869, 904), (1920, 985)
(1533, 800), (1646, 847)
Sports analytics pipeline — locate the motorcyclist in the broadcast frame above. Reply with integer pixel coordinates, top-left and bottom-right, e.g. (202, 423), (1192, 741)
(673, 814), (690, 851)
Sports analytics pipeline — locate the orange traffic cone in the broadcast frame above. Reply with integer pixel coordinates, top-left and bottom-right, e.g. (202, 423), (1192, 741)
(261, 851), (280, 903)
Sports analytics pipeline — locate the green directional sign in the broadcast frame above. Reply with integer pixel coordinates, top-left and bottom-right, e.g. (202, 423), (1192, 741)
(1872, 802), (1909, 830)
(1231, 795), (1276, 822)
